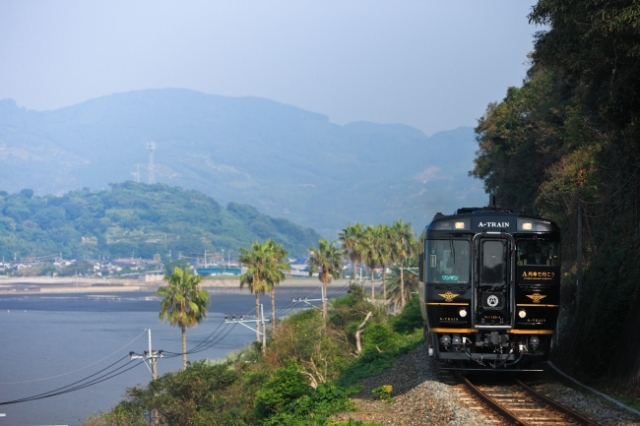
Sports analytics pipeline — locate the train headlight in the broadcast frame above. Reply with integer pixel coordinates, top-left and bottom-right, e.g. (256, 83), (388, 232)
(431, 219), (470, 230)
(518, 309), (527, 318)
(440, 334), (451, 348)
(459, 308), (467, 318)
(452, 334), (462, 347)
(517, 218), (552, 231)
(530, 336), (540, 350)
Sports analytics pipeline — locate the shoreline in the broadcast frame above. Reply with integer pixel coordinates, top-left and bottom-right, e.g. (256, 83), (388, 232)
(0, 276), (347, 294)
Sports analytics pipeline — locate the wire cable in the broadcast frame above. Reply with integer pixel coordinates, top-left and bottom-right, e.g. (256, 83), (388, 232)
(0, 329), (147, 385)
(0, 355), (142, 406)
(162, 322), (237, 358)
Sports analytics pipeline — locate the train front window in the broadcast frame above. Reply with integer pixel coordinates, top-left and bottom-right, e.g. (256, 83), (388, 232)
(516, 240), (559, 266)
(481, 240), (506, 284)
(426, 239), (470, 283)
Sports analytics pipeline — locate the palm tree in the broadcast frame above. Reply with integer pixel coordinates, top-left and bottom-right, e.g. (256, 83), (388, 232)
(239, 242), (271, 343)
(390, 220), (417, 308)
(157, 266), (209, 370)
(386, 260), (419, 310)
(338, 223), (365, 283)
(360, 225), (382, 300)
(376, 224), (393, 305)
(308, 239), (344, 324)
(263, 239), (290, 330)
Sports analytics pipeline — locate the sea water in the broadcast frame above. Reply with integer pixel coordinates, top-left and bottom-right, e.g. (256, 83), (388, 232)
(0, 283), (346, 425)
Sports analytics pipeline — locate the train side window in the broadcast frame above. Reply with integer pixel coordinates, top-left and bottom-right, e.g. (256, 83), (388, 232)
(426, 240), (470, 283)
(516, 240), (559, 266)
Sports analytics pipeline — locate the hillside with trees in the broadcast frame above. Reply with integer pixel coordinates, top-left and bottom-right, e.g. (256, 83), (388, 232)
(0, 182), (320, 262)
(86, 285), (425, 426)
(471, 0), (640, 388)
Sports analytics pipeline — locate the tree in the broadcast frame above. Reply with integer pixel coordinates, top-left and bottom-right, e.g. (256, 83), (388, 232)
(376, 224), (393, 305)
(308, 239), (344, 324)
(157, 266), (209, 369)
(338, 223), (365, 283)
(263, 239), (290, 330)
(360, 225), (382, 300)
(239, 241), (286, 343)
(530, 0), (640, 135)
(386, 261), (419, 311)
(390, 220), (417, 308)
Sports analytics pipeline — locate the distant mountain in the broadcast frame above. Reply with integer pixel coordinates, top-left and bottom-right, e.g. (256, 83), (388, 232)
(0, 182), (320, 260)
(0, 90), (487, 235)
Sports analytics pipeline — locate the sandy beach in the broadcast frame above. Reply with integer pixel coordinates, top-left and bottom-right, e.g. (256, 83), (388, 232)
(0, 275), (345, 294)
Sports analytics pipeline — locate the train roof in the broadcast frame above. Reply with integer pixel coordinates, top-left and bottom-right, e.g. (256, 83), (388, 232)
(426, 206), (560, 234)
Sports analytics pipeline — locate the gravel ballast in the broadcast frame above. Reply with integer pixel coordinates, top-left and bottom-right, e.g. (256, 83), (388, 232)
(331, 345), (640, 426)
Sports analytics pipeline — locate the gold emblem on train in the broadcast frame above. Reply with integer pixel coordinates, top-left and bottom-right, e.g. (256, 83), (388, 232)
(439, 291), (460, 302)
(526, 293), (547, 303)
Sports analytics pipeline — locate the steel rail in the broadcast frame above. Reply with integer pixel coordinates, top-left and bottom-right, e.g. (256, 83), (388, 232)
(454, 372), (534, 426)
(514, 378), (602, 426)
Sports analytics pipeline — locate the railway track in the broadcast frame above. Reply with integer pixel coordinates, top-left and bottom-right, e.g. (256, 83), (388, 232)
(452, 372), (603, 426)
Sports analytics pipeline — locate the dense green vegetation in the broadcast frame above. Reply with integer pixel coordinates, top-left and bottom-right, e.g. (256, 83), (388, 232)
(86, 285), (423, 426)
(471, 1), (640, 385)
(0, 182), (320, 263)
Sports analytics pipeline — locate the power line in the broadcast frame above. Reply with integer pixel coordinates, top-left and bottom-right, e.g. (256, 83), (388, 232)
(0, 330), (146, 385)
(0, 356), (143, 406)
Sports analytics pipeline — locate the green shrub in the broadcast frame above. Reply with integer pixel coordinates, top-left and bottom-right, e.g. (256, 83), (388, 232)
(361, 323), (397, 352)
(84, 401), (145, 426)
(372, 385), (394, 402)
(260, 382), (353, 426)
(337, 349), (396, 388)
(392, 294), (423, 334)
(254, 362), (313, 419)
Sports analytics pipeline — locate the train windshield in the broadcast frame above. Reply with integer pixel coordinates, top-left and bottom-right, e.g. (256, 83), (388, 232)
(516, 240), (560, 266)
(426, 239), (470, 283)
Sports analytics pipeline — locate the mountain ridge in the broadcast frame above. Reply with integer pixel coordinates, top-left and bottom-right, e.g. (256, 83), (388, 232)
(0, 89), (486, 235)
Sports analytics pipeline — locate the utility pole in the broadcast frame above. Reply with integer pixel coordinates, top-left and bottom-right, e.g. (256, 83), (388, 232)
(225, 305), (267, 352)
(577, 203), (583, 307)
(261, 304), (266, 353)
(149, 329), (158, 380)
(130, 329), (162, 381)
(130, 329), (162, 424)
(291, 289), (326, 311)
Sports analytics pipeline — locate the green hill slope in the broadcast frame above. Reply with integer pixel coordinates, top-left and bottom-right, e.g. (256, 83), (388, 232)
(0, 182), (320, 260)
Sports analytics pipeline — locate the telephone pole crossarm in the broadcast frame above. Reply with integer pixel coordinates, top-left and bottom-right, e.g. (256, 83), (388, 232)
(129, 329), (162, 380)
(225, 315), (265, 336)
(291, 297), (325, 310)
(401, 266), (419, 276)
(129, 350), (163, 374)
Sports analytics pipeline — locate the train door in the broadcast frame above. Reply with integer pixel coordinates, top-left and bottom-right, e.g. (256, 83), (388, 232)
(473, 235), (514, 328)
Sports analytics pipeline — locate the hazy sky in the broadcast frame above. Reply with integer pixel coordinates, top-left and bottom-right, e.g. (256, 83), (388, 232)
(0, 1), (541, 136)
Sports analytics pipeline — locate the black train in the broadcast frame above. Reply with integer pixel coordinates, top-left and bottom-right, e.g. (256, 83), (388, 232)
(418, 201), (560, 369)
